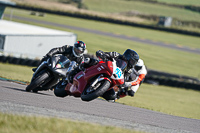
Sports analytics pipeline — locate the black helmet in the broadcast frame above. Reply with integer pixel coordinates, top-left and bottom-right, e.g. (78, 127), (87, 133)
(73, 41), (86, 57)
(123, 49), (139, 69)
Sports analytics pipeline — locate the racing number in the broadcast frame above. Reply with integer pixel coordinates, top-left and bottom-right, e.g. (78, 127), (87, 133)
(115, 68), (122, 78)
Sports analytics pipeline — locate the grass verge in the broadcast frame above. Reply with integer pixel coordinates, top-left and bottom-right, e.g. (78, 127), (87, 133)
(4, 7), (200, 49)
(0, 113), (140, 133)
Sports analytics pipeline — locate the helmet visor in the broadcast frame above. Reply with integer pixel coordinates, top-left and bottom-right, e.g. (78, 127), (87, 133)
(74, 47), (84, 56)
(129, 58), (137, 68)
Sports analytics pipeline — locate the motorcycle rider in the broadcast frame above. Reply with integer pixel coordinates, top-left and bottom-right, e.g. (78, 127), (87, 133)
(32, 41), (86, 96)
(67, 49), (140, 101)
(33, 40), (86, 71)
(116, 58), (147, 100)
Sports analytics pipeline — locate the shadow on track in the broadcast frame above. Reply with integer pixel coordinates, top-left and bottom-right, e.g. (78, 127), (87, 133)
(3, 86), (53, 96)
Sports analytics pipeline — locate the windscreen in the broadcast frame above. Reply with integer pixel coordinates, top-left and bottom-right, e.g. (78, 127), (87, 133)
(116, 59), (127, 73)
(56, 56), (70, 68)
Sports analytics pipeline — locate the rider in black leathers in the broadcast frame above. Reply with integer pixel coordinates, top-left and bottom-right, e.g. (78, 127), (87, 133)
(32, 41), (86, 97)
(33, 41), (86, 72)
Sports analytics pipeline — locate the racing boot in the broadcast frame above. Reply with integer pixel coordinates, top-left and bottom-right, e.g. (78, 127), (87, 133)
(127, 90), (135, 97)
(102, 89), (116, 102)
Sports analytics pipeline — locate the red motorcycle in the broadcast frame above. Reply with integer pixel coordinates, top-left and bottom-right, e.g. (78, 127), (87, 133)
(64, 58), (127, 101)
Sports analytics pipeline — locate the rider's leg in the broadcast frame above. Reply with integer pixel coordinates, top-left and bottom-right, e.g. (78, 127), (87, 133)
(130, 84), (139, 93)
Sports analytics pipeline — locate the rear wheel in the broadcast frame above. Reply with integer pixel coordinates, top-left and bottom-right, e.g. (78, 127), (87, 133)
(26, 70), (50, 92)
(81, 79), (111, 101)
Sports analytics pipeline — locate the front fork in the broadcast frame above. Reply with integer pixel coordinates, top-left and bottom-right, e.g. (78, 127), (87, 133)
(90, 74), (111, 89)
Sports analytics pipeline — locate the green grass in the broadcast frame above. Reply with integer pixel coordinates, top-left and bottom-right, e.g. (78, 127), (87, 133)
(118, 84), (200, 119)
(5, 8), (200, 49)
(156, 0), (200, 6)
(0, 113), (140, 133)
(0, 63), (33, 83)
(83, 0), (200, 22)
(0, 63), (200, 119)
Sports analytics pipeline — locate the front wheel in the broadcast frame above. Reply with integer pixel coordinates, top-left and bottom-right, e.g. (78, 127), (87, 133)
(26, 71), (50, 92)
(81, 80), (111, 101)
(54, 80), (68, 97)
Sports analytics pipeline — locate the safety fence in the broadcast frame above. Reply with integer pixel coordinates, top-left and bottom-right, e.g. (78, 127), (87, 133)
(0, 55), (199, 91)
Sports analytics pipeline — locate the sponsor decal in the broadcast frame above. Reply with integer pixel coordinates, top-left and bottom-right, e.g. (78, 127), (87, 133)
(97, 66), (105, 71)
(77, 74), (84, 79)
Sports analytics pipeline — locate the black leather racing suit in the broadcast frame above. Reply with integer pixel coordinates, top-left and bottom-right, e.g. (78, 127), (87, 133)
(45, 45), (84, 65)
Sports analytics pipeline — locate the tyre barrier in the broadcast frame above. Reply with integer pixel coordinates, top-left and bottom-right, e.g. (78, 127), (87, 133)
(0, 55), (40, 67)
(0, 55), (7, 63)
(144, 76), (200, 91)
(0, 55), (200, 90)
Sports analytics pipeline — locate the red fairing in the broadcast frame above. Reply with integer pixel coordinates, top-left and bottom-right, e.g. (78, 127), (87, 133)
(66, 61), (114, 96)
(84, 61), (113, 81)
(73, 71), (87, 97)
(113, 79), (124, 85)
(65, 71), (87, 97)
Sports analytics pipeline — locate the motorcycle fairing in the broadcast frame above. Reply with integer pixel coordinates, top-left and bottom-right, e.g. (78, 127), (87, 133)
(32, 61), (48, 78)
(66, 61), (113, 96)
(65, 60), (124, 97)
(65, 71), (87, 97)
(110, 60), (124, 85)
(84, 61), (113, 80)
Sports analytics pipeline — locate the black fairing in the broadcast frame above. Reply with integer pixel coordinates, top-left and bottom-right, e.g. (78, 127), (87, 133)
(32, 55), (71, 89)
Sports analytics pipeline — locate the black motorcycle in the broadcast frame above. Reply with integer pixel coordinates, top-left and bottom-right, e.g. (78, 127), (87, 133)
(26, 55), (76, 93)
(54, 61), (77, 97)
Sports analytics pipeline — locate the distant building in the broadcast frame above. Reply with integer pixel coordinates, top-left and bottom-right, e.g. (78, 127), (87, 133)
(0, 0), (77, 59)
(157, 16), (173, 27)
(0, 20), (77, 59)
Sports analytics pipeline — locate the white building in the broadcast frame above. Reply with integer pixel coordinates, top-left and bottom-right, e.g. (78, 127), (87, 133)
(0, 0), (77, 59)
(0, 20), (77, 59)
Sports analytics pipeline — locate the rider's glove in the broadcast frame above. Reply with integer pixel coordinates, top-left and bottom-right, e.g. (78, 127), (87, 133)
(96, 50), (106, 60)
(96, 50), (104, 57)
(110, 52), (119, 58)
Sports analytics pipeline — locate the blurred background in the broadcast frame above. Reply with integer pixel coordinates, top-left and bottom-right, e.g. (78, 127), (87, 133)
(0, 0), (200, 89)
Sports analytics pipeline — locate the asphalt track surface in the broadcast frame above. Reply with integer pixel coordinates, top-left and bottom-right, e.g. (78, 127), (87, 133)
(1, 80), (200, 133)
(6, 15), (200, 55)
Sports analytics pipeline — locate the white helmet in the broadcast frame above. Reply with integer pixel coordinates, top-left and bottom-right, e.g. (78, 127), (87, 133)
(135, 59), (144, 71)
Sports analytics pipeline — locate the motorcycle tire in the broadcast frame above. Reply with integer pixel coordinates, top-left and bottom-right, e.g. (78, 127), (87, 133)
(81, 80), (111, 101)
(25, 71), (50, 92)
(32, 88), (39, 93)
(54, 80), (68, 97)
